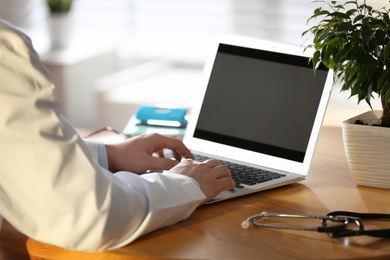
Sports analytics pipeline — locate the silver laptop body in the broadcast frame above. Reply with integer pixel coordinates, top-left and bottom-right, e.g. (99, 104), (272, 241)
(183, 34), (333, 203)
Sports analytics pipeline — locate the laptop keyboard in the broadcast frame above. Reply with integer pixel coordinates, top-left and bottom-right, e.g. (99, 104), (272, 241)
(193, 154), (286, 188)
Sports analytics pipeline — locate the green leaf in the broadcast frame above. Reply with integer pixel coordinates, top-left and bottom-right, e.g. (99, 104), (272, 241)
(358, 84), (368, 102)
(308, 10), (330, 21)
(344, 1), (359, 7)
(335, 71), (345, 82)
(365, 83), (374, 109)
(329, 11), (351, 20)
(312, 50), (321, 69)
(313, 7), (322, 14)
(346, 9), (358, 17)
(353, 14), (365, 23)
(343, 77), (358, 93)
(357, 69), (368, 82)
(350, 82), (360, 97)
(317, 30), (333, 42)
(302, 28), (313, 37)
(362, 31), (375, 45)
(334, 46), (351, 64)
(372, 29), (386, 45)
(327, 36), (342, 46)
(383, 43), (390, 60)
(344, 64), (358, 85)
(322, 44), (335, 67)
(336, 21), (352, 32)
(384, 13), (390, 24)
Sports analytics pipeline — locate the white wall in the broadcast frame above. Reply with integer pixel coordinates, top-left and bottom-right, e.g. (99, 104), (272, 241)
(1, 0), (389, 128)
(2, 0), (389, 64)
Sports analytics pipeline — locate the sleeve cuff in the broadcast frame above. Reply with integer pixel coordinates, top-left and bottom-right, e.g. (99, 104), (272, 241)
(179, 175), (200, 187)
(97, 142), (109, 170)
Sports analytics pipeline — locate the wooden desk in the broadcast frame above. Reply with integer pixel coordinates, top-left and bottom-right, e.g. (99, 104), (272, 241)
(1, 126), (390, 260)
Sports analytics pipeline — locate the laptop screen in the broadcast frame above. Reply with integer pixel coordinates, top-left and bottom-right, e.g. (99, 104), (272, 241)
(193, 43), (329, 163)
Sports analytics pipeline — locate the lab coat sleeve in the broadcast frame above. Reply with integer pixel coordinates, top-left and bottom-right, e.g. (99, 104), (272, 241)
(82, 139), (109, 170)
(82, 139), (100, 164)
(0, 20), (206, 252)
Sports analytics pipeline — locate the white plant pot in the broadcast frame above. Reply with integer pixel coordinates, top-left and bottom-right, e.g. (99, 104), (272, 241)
(47, 13), (72, 50)
(342, 110), (390, 189)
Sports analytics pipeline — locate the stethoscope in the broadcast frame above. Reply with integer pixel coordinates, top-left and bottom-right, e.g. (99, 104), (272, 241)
(242, 211), (390, 238)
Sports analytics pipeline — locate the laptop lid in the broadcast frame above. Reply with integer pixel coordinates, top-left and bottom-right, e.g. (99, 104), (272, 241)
(183, 34), (333, 178)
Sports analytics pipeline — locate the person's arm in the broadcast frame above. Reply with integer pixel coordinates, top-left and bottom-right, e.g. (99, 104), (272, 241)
(0, 20), (233, 252)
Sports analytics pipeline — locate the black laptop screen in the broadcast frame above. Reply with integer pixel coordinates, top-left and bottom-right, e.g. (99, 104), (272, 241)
(194, 43), (329, 162)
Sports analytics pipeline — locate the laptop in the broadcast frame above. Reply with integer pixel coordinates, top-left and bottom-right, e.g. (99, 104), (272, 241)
(182, 34), (333, 203)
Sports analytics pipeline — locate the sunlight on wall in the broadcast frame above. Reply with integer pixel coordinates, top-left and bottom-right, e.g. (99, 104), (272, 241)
(1, 0), (389, 128)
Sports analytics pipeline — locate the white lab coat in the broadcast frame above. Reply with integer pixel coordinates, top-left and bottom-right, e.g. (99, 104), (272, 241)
(0, 20), (205, 252)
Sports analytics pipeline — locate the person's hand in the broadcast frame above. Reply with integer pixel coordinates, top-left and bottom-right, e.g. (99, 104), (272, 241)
(105, 133), (194, 173)
(166, 159), (235, 204)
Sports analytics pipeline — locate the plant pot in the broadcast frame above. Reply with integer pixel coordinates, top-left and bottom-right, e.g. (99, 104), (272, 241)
(342, 110), (390, 189)
(47, 13), (72, 50)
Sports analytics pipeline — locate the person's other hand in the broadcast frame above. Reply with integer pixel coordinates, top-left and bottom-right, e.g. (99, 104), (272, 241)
(166, 159), (235, 204)
(105, 133), (194, 173)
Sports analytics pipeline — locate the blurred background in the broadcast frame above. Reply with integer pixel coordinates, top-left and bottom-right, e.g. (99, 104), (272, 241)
(0, 0), (388, 131)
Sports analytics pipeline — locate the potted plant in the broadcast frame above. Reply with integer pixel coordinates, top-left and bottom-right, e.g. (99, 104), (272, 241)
(303, 0), (390, 189)
(47, 0), (73, 14)
(46, 0), (74, 49)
